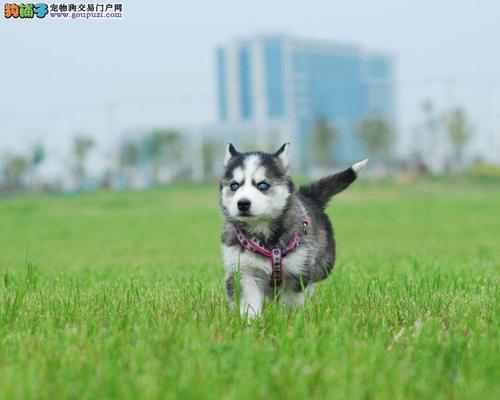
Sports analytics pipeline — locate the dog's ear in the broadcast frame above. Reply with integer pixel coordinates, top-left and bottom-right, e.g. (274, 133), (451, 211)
(224, 143), (239, 166)
(274, 143), (290, 170)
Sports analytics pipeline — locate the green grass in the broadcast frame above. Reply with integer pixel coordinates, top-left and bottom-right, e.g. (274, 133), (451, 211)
(0, 178), (498, 399)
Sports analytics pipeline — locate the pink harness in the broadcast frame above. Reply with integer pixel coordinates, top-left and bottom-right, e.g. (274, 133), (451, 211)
(235, 220), (308, 287)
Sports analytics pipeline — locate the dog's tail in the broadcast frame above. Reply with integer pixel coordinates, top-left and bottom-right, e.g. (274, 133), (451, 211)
(298, 159), (368, 208)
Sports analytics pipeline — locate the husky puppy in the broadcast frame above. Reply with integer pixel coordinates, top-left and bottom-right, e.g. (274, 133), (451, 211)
(220, 143), (367, 318)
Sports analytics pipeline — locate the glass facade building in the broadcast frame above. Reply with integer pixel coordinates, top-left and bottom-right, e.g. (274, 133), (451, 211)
(216, 35), (395, 167)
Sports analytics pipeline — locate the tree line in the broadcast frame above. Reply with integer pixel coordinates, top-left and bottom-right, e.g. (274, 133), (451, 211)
(0, 105), (475, 193)
(311, 105), (473, 171)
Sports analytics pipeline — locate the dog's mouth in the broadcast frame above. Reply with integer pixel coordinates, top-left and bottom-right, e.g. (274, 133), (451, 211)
(235, 212), (272, 225)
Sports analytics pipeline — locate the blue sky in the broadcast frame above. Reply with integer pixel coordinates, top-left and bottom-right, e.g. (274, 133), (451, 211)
(1, 0), (500, 174)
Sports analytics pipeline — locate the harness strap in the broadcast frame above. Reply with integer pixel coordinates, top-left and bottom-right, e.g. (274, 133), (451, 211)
(271, 248), (283, 287)
(235, 219), (308, 287)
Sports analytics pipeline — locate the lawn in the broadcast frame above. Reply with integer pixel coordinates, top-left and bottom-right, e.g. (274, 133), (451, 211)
(0, 178), (498, 399)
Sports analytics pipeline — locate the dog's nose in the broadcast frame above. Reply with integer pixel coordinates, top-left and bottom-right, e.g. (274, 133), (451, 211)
(237, 198), (251, 211)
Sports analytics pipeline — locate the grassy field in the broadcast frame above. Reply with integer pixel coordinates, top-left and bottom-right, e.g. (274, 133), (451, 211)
(0, 178), (498, 399)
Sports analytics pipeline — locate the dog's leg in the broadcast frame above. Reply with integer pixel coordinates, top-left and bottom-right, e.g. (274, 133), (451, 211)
(225, 274), (235, 304)
(280, 290), (304, 308)
(281, 284), (314, 308)
(239, 273), (263, 319)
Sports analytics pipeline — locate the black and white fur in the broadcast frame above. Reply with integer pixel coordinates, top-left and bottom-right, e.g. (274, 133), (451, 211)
(220, 143), (367, 318)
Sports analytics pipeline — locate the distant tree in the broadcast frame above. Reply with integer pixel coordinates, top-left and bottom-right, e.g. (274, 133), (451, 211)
(410, 99), (449, 173)
(421, 100), (439, 140)
(30, 143), (45, 188)
(100, 169), (113, 190)
(311, 116), (338, 166)
(355, 115), (395, 162)
(147, 129), (183, 183)
(32, 143), (45, 169)
(202, 138), (218, 179)
(72, 135), (95, 190)
(421, 99), (442, 171)
(119, 141), (140, 187)
(446, 108), (473, 170)
(3, 154), (29, 189)
(120, 141), (139, 168)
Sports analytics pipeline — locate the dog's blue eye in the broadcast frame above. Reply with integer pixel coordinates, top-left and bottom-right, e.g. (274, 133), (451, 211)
(230, 182), (239, 191)
(257, 182), (270, 191)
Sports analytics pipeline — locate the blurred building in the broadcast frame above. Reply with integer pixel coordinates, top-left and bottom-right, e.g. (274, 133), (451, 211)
(215, 34), (395, 168)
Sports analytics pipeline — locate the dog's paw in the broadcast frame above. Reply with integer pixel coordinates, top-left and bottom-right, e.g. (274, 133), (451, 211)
(352, 158), (369, 176)
(240, 304), (261, 320)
